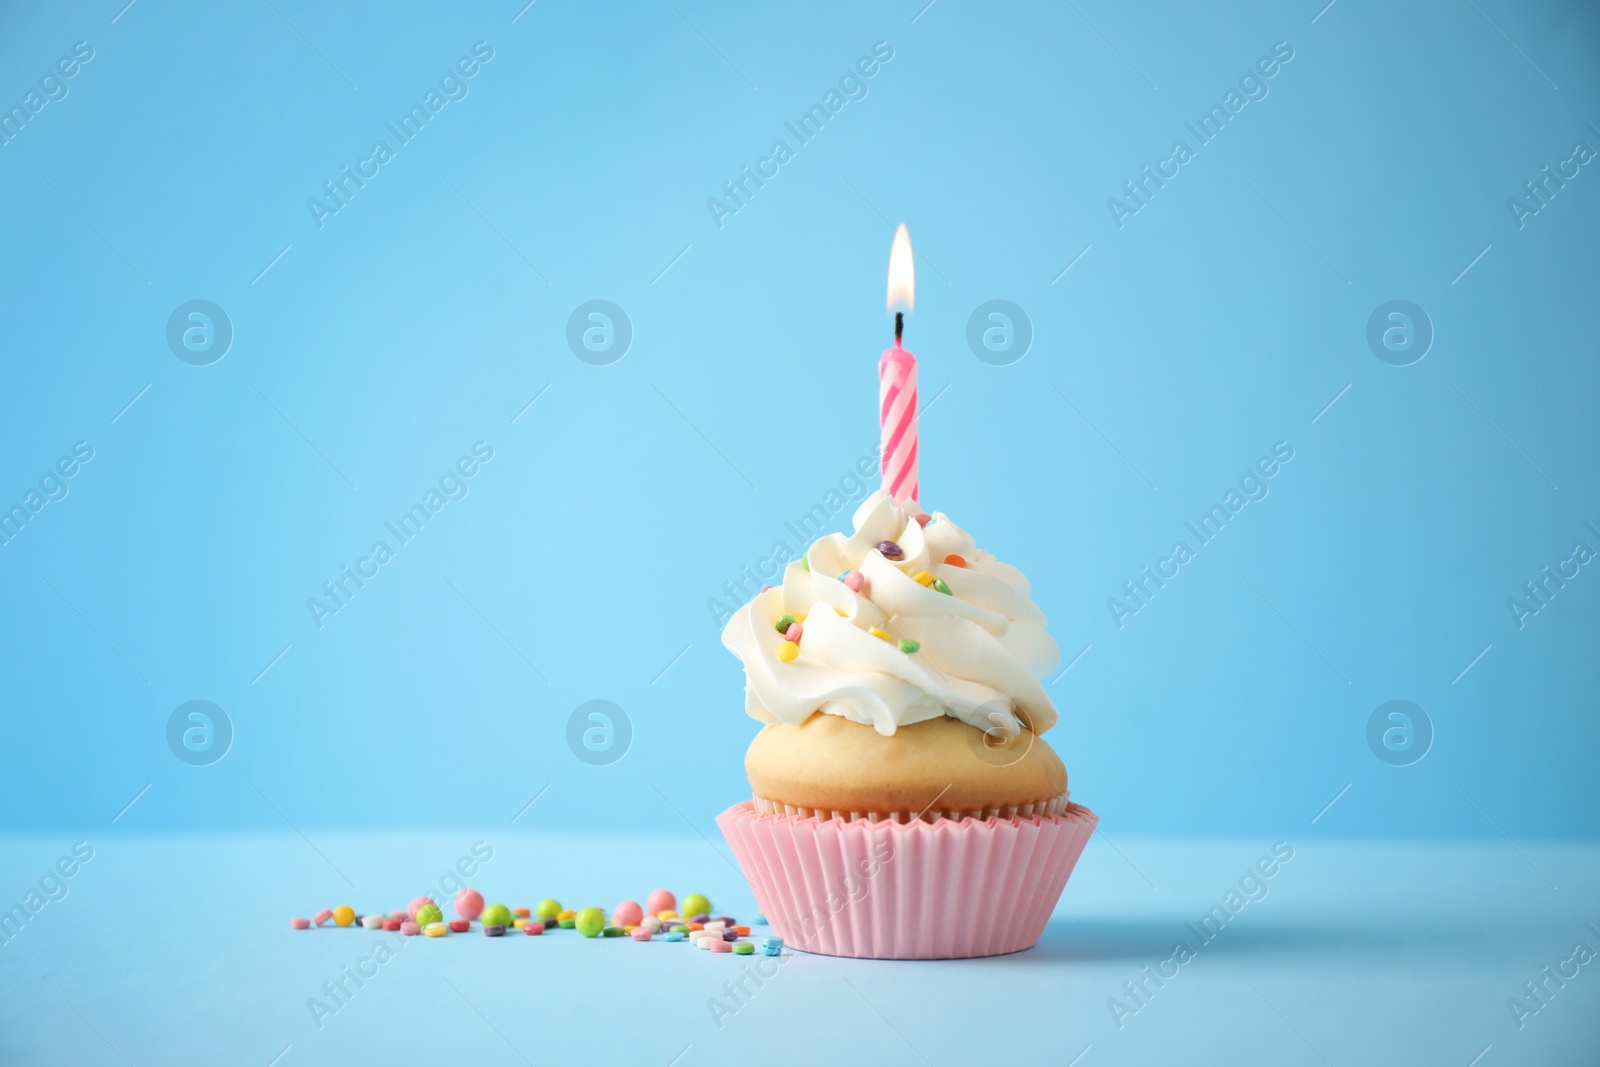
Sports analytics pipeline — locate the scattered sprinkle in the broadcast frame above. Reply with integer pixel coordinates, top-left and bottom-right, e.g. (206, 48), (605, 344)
(776, 641), (799, 663)
(944, 554), (966, 567)
(898, 638), (921, 654)
(868, 626), (893, 643)
(932, 578), (952, 595)
(877, 540), (904, 561)
(775, 614), (797, 634)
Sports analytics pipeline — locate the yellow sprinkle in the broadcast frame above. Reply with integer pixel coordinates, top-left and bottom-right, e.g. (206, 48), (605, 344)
(835, 607), (848, 616)
(868, 627), (893, 643)
(776, 641), (799, 662)
(659, 910), (679, 920)
(913, 571), (935, 586)
(558, 909), (577, 920)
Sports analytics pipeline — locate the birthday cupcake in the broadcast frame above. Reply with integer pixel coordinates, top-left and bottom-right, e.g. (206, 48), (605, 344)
(716, 489), (1097, 959)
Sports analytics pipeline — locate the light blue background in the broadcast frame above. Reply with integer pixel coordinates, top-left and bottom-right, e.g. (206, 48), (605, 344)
(1, 0), (1597, 841)
(5, 2), (1600, 1065)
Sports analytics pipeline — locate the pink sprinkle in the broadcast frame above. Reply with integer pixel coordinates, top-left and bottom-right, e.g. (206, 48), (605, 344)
(709, 938), (733, 953)
(401, 921), (421, 936)
(785, 623), (802, 643)
(448, 920), (470, 933)
(843, 571), (865, 592)
(913, 512), (931, 526)
(524, 921), (545, 935)
(761, 585), (772, 592)
(290, 917), (311, 930)
(631, 927), (653, 941)
(313, 909), (334, 927)
(383, 920), (401, 932)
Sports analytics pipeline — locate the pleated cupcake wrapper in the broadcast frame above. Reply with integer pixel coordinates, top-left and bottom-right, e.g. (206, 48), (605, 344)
(716, 800), (1098, 959)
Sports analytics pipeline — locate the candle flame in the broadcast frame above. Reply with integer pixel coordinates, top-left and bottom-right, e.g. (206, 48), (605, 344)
(886, 223), (914, 314)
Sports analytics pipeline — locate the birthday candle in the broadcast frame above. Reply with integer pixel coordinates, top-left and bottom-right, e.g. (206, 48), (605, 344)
(880, 224), (918, 504)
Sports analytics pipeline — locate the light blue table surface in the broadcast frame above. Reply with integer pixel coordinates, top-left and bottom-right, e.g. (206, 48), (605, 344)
(2, 831), (1596, 1066)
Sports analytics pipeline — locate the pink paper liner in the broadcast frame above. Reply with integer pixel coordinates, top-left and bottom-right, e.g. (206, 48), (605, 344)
(716, 800), (1098, 959)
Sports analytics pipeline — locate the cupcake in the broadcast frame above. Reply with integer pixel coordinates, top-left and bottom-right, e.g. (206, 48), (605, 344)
(716, 489), (1097, 959)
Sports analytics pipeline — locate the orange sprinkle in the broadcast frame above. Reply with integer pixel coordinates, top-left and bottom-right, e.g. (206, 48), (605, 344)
(687, 922), (705, 931)
(944, 554), (967, 567)
(735, 925), (750, 936)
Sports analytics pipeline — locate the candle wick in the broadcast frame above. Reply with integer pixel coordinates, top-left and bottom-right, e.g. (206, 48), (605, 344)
(894, 312), (903, 343)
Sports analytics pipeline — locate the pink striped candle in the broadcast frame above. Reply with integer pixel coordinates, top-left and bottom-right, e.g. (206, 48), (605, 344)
(881, 223), (918, 504)
(879, 334), (918, 504)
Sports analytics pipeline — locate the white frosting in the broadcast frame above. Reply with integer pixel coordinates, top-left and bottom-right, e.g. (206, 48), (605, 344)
(721, 489), (1059, 737)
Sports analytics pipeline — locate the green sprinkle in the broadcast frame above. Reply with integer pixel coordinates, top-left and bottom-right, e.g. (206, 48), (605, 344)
(801, 556), (810, 571)
(932, 578), (952, 595)
(733, 941), (755, 954)
(602, 926), (625, 937)
(775, 614), (797, 634)
(898, 638), (921, 654)
(558, 918), (577, 928)
(670, 925), (688, 934)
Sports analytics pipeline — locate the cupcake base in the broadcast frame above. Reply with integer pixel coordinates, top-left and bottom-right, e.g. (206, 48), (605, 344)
(716, 800), (1098, 960)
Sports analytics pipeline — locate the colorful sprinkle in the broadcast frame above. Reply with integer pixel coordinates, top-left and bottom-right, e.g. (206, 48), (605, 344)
(933, 578), (952, 595)
(361, 915), (384, 930)
(333, 905), (355, 927)
(784, 622), (802, 643)
(631, 927), (653, 941)
(575, 908), (606, 938)
(776, 641), (799, 663)
(424, 923), (448, 938)
(944, 554), (967, 567)
(913, 512), (932, 526)
(899, 638), (921, 654)
(801, 557), (810, 571)
(868, 626), (893, 643)
(664, 930), (685, 942)
(524, 921), (545, 935)
(842, 570), (865, 592)
(558, 908), (577, 921)
(290, 917), (311, 930)
(877, 540), (904, 561)
(912, 571), (935, 586)
(658, 909), (680, 921)
(558, 918), (576, 929)
(401, 921), (421, 936)
(710, 939), (733, 953)
(313, 909), (334, 927)
(483, 924), (505, 937)
(383, 919), (401, 932)
(602, 926), (625, 937)
(733, 941), (755, 955)
(455, 889), (485, 920)
(721, 929), (740, 942)
(735, 926), (751, 936)
(512, 907), (531, 919)
(760, 937), (784, 955)
(775, 614), (797, 635)
(448, 919), (470, 933)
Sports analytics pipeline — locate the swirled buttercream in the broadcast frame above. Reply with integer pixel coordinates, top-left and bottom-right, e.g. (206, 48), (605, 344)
(721, 490), (1059, 736)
